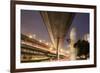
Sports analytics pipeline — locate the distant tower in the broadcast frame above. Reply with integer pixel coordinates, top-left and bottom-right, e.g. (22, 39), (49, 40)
(70, 27), (77, 60)
(83, 33), (89, 42)
(70, 27), (77, 43)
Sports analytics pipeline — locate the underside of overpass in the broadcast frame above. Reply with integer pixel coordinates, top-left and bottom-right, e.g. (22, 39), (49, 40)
(40, 11), (75, 60)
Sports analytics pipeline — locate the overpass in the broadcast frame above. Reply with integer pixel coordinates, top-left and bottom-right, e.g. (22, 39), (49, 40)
(21, 34), (68, 63)
(21, 11), (75, 62)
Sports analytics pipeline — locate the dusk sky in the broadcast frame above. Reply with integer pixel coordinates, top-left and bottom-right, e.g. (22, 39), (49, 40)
(21, 10), (89, 48)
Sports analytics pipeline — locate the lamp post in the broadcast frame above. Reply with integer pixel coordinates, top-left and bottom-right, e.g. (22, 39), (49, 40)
(29, 35), (33, 39)
(56, 37), (60, 60)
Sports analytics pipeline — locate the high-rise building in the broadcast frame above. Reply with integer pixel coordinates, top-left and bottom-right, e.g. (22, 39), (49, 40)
(69, 27), (77, 60)
(83, 33), (90, 42)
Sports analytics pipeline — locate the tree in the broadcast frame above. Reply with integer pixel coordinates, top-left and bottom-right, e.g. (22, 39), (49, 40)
(74, 40), (89, 59)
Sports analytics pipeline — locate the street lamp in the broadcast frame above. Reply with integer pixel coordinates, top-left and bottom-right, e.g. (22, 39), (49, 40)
(50, 47), (53, 51)
(33, 34), (36, 39)
(39, 40), (42, 43)
(46, 42), (49, 45)
(29, 35), (33, 39)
